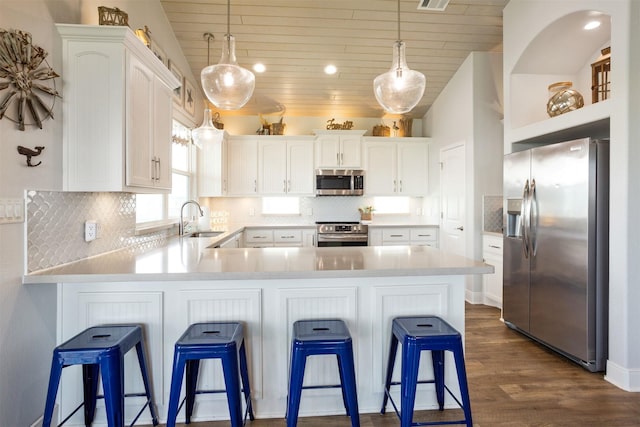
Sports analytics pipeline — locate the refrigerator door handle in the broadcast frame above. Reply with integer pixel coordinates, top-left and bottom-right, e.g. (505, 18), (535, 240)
(529, 178), (538, 256)
(521, 180), (530, 258)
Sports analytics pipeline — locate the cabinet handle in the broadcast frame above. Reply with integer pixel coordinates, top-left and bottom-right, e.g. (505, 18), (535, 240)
(282, 235), (294, 239)
(283, 179), (287, 192)
(151, 157), (156, 180)
(390, 234), (403, 237)
(254, 179), (257, 193)
(417, 234), (432, 237)
(156, 157), (161, 181)
(399, 180), (403, 192)
(337, 153), (340, 164)
(393, 180), (397, 192)
(489, 245), (502, 249)
(341, 152), (344, 164)
(287, 180), (291, 192)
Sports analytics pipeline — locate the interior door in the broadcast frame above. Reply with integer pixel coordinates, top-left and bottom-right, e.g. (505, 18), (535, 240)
(440, 143), (466, 257)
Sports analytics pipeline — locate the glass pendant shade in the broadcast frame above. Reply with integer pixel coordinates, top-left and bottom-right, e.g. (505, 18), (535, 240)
(201, 34), (255, 110)
(191, 108), (223, 149)
(373, 41), (425, 114)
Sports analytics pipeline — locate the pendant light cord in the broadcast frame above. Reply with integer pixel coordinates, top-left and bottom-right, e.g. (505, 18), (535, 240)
(397, 0), (401, 41)
(204, 32), (214, 66)
(227, 0), (231, 36)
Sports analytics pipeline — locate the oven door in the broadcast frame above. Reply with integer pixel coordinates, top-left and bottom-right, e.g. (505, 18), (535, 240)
(317, 233), (368, 247)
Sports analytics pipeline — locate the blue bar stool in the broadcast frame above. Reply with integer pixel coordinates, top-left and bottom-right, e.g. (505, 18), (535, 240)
(380, 316), (472, 427)
(286, 319), (359, 427)
(42, 324), (159, 427)
(166, 322), (254, 427)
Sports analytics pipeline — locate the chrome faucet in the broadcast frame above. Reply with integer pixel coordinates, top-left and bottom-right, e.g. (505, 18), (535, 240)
(179, 200), (204, 236)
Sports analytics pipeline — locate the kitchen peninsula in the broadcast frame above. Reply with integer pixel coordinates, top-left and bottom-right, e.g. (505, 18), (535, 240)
(24, 234), (492, 425)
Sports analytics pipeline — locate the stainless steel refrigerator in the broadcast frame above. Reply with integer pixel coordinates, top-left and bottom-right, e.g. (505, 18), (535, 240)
(503, 138), (609, 372)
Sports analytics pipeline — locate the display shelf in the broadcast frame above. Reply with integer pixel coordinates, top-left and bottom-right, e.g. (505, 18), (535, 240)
(505, 9), (611, 147)
(507, 99), (610, 145)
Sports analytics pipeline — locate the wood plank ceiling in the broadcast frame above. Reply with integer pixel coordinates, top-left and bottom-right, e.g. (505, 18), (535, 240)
(160, 0), (508, 119)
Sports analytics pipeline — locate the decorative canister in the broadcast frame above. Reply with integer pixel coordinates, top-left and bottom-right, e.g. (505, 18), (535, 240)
(546, 81), (584, 117)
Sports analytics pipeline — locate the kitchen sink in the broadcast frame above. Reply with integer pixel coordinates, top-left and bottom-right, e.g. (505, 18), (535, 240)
(188, 231), (224, 238)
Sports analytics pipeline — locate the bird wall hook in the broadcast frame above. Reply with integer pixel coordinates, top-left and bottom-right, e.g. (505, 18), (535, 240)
(17, 145), (45, 167)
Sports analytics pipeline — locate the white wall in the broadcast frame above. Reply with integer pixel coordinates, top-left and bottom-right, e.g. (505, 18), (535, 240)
(0, 1), (197, 425)
(423, 52), (504, 302)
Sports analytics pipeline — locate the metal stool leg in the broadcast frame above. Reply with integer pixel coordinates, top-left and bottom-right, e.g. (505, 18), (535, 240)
(400, 341), (420, 427)
(101, 353), (124, 427)
(134, 341), (159, 425)
(286, 346), (307, 427)
(431, 350), (446, 410)
(381, 334), (399, 413)
(166, 351), (187, 427)
(82, 364), (100, 426)
(239, 340), (255, 420)
(43, 357), (63, 427)
(185, 359), (201, 423)
(221, 345), (244, 427)
(338, 343), (360, 427)
(452, 342), (473, 427)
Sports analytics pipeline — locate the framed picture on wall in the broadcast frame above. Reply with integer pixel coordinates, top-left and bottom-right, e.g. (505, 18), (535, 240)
(184, 79), (196, 117)
(150, 41), (167, 66)
(168, 61), (184, 107)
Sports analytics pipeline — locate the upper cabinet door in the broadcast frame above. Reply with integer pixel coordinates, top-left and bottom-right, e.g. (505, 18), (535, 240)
(126, 55), (155, 188)
(258, 139), (288, 194)
(364, 141), (396, 195)
(57, 24), (180, 193)
(339, 135), (362, 168)
(315, 135), (343, 168)
(227, 138), (258, 195)
(397, 142), (428, 196)
(287, 139), (314, 195)
(314, 131), (364, 168)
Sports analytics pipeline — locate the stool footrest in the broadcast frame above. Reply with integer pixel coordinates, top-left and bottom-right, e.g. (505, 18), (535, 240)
(384, 387), (467, 427)
(301, 384), (342, 390)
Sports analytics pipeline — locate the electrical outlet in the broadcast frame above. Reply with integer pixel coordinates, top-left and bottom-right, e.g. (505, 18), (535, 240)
(85, 220), (98, 242)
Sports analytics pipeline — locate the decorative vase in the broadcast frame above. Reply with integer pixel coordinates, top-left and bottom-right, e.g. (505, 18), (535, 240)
(546, 81), (584, 117)
(360, 213), (372, 221)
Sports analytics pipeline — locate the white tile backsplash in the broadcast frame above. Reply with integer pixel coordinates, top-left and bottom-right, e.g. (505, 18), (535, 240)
(26, 191), (170, 272)
(483, 195), (503, 233)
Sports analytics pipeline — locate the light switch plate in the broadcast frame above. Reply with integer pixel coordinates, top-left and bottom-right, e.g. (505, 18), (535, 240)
(0, 198), (25, 224)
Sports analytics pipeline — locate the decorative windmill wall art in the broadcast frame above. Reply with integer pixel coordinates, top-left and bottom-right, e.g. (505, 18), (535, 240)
(0, 28), (61, 131)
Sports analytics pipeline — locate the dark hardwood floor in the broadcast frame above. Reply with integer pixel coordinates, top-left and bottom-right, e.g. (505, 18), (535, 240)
(171, 304), (640, 427)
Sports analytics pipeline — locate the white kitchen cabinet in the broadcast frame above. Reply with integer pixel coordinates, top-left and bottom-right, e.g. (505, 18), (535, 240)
(258, 137), (314, 195)
(314, 130), (365, 168)
(57, 24), (180, 193)
(241, 227), (315, 248)
(363, 138), (429, 196)
(274, 229), (303, 247)
(198, 132), (228, 197)
(243, 228), (274, 248)
(227, 136), (259, 196)
(369, 226), (439, 248)
(482, 233), (503, 309)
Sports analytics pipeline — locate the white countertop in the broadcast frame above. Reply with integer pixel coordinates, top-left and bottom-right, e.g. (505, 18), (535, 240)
(24, 234), (491, 284)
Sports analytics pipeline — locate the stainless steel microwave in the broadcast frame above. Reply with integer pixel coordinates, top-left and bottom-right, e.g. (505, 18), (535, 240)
(315, 169), (364, 196)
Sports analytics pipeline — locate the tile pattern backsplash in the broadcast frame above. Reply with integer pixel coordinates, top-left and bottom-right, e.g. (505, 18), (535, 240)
(483, 195), (503, 233)
(26, 191), (168, 272)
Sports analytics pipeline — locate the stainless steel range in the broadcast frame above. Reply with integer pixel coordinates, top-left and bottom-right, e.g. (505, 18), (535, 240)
(316, 222), (368, 247)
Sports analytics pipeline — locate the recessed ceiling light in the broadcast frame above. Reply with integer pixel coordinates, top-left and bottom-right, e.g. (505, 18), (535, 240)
(584, 20), (601, 30)
(324, 65), (337, 75)
(253, 63), (266, 73)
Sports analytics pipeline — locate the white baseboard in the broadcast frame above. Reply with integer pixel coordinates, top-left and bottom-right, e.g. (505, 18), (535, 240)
(30, 414), (43, 427)
(605, 360), (640, 392)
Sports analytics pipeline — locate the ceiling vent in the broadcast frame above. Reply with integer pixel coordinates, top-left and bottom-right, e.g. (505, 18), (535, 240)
(417, 0), (450, 11)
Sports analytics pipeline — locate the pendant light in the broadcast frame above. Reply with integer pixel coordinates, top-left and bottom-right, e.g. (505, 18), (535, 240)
(201, 0), (255, 110)
(373, 0), (426, 114)
(191, 33), (225, 149)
